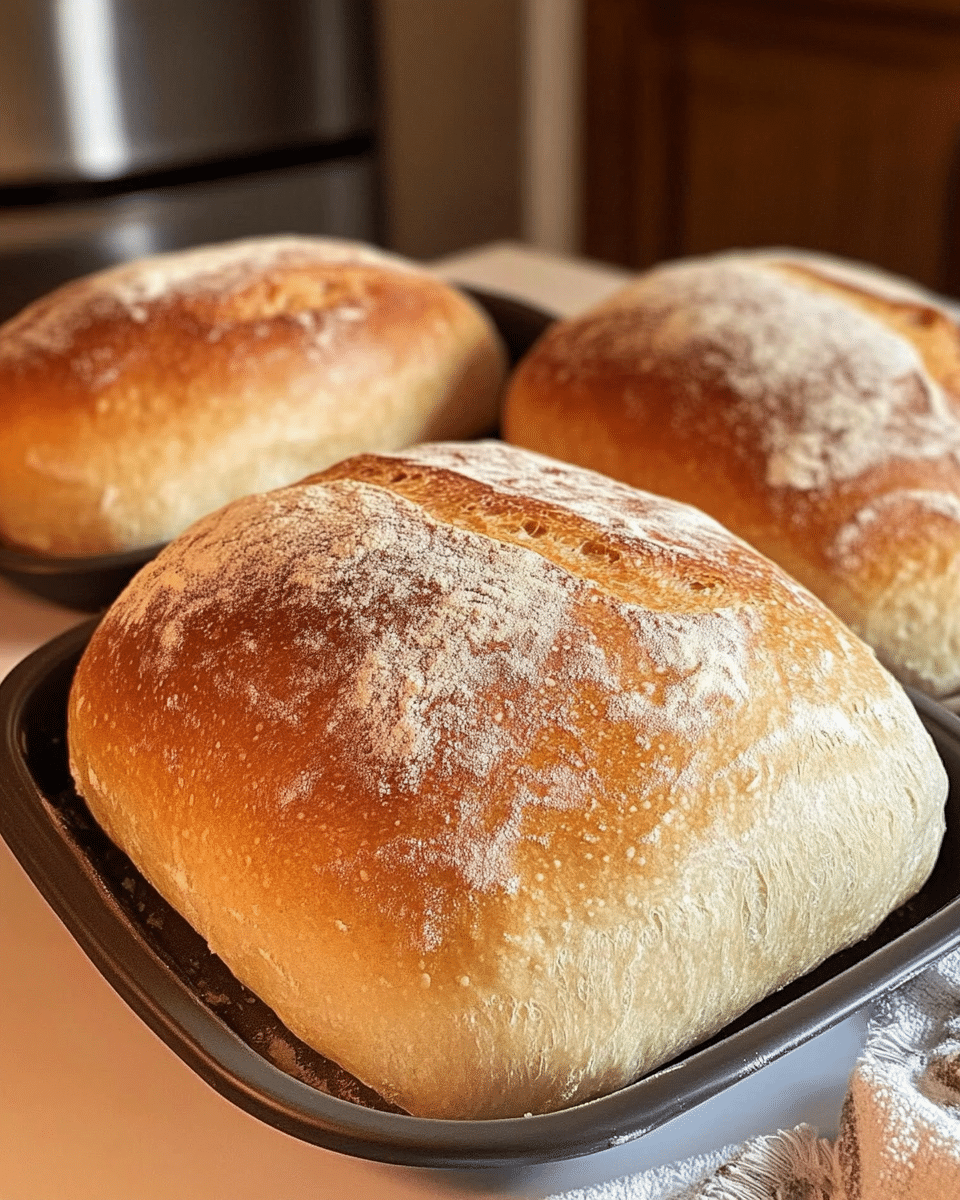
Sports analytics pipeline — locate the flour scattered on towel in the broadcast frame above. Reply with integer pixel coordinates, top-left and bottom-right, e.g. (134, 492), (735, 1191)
(835, 948), (960, 1199)
(547, 1126), (838, 1199)
(548, 948), (960, 1199)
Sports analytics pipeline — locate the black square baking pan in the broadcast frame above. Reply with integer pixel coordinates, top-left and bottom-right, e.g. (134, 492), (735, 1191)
(3, 620), (960, 1169)
(0, 286), (555, 614)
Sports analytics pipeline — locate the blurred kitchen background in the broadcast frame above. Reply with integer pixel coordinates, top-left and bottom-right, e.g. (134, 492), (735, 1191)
(2, 0), (960, 324)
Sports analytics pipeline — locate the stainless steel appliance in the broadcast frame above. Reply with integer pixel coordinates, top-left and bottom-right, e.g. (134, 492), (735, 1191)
(0, 0), (379, 320)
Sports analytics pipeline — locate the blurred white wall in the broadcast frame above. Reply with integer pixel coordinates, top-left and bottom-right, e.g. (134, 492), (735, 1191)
(522, 0), (581, 254)
(377, 0), (581, 260)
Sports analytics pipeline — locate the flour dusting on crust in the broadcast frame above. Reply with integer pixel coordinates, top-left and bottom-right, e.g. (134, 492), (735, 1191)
(107, 452), (891, 936)
(831, 489), (960, 569)
(0, 235), (419, 361)
(592, 257), (960, 491)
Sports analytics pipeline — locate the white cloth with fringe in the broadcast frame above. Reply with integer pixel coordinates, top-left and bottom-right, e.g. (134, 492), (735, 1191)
(549, 949), (960, 1199)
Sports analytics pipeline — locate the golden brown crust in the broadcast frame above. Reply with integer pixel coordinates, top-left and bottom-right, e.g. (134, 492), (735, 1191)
(503, 249), (960, 696)
(67, 441), (946, 1119)
(0, 236), (506, 556)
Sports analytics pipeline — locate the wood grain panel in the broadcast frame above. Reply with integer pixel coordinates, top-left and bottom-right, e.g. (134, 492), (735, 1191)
(583, 0), (960, 291)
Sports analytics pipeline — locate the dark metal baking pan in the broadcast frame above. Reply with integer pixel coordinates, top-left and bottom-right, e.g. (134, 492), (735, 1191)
(462, 285), (556, 368)
(7, 625), (959, 1170)
(0, 287), (555, 614)
(0, 541), (165, 614)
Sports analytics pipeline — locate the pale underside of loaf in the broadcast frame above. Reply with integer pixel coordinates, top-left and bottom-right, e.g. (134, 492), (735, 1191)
(0, 235), (506, 556)
(67, 442), (947, 1119)
(502, 250), (960, 698)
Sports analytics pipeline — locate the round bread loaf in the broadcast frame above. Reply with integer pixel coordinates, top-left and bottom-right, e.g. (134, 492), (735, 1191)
(67, 440), (947, 1120)
(0, 235), (506, 557)
(502, 249), (960, 698)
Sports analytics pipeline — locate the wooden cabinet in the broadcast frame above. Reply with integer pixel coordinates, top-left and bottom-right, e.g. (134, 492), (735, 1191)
(583, 0), (960, 291)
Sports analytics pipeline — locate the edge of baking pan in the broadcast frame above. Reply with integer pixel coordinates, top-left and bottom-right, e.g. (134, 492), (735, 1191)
(3, 627), (960, 1170)
(459, 284), (556, 367)
(0, 287), (554, 615)
(0, 542), (165, 613)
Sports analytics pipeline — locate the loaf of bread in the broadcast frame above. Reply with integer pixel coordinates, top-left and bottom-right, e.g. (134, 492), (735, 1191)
(503, 249), (960, 699)
(67, 440), (947, 1119)
(0, 235), (506, 557)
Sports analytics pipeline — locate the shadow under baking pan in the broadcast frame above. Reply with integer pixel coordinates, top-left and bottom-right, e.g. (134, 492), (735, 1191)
(3, 620), (960, 1169)
(0, 286), (556, 615)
